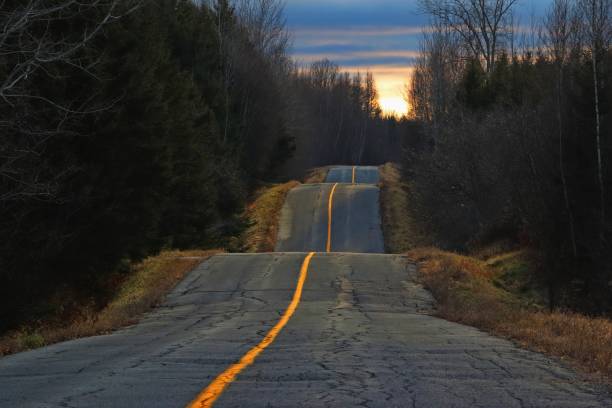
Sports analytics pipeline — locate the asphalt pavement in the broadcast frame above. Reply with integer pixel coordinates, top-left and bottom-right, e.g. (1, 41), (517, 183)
(325, 165), (380, 184)
(0, 166), (610, 408)
(275, 183), (384, 253)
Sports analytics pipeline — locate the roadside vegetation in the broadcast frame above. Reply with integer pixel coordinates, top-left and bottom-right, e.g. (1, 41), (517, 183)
(409, 247), (612, 381)
(379, 163), (429, 252)
(0, 250), (220, 356)
(240, 181), (300, 252)
(401, 0), (612, 382)
(0, 167), (312, 355)
(303, 166), (332, 184)
(409, 0), (612, 314)
(380, 160), (612, 380)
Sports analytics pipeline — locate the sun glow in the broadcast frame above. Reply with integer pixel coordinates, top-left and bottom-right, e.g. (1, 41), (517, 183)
(378, 97), (408, 117)
(323, 65), (413, 118)
(374, 67), (414, 117)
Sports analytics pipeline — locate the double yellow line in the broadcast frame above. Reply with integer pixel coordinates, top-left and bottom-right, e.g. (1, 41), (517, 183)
(186, 252), (315, 408)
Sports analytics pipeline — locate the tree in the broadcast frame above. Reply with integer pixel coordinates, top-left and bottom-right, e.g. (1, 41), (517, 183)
(578, 0), (611, 238)
(409, 20), (461, 127)
(0, 0), (139, 205)
(543, 0), (579, 256)
(418, 0), (518, 74)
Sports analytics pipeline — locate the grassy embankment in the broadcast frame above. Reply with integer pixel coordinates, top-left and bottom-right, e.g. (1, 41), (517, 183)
(303, 166), (331, 183)
(0, 249), (220, 356)
(240, 181), (300, 252)
(379, 163), (612, 382)
(378, 163), (429, 252)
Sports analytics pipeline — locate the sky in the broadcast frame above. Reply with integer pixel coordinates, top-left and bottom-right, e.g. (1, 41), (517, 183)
(285, 0), (549, 116)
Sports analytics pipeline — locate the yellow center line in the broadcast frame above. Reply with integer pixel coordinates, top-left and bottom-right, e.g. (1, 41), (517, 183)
(352, 166), (356, 184)
(186, 252), (316, 408)
(326, 183), (338, 253)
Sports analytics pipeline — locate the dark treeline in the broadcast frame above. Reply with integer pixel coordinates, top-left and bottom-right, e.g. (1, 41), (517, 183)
(409, 0), (611, 313)
(0, 0), (402, 330)
(287, 60), (406, 174)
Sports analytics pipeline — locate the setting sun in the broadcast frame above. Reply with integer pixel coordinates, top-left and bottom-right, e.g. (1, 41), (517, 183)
(341, 66), (412, 118)
(379, 97), (408, 117)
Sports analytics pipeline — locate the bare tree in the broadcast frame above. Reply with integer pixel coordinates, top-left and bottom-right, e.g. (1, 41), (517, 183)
(0, 0), (139, 104)
(235, 0), (290, 62)
(543, 0), (579, 255)
(0, 0), (139, 203)
(578, 0), (611, 237)
(418, 0), (518, 74)
(408, 20), (461, 133)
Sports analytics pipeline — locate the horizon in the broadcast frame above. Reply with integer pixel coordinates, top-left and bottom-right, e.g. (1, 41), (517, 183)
(286, 0), (550, 116)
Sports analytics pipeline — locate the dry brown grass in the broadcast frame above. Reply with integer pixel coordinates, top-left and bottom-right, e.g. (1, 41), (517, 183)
(408, 247), (612, 381)
(379, 163), (429, 252)
(241, 181), (300, 252)
(0, 249), (220, 356)
(303, 166), (331, 183)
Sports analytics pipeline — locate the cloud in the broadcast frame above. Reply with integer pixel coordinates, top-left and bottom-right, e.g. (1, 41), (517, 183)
(285, 0), (424, 27)
(293, 50), (420, 69)
(291, 26), (422, 51)
(284, 0), (552, 115)
(291, 26), (425, 38)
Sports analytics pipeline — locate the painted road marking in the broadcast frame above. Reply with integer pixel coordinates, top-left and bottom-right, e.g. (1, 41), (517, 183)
(186, 252), (316, 408)
(352, 166), (356, 184)
(326, 183), (338, 253)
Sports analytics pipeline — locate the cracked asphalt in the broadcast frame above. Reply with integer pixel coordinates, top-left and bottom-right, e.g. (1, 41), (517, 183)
(0, 167), (610, 407)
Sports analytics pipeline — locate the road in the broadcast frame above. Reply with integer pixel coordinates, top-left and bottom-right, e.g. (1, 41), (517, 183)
(275, 183), (384, 253)
(0, 166), (610, 407)
(325, 165), (380, 184)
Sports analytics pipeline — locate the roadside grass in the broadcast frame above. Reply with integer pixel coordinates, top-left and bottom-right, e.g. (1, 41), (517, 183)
(378, 163), (429, 252)
(0, 249), (220, 356)
(408, 247), (612, 381)
(240, 181), (300, 252)
(303, 166), (330, 184)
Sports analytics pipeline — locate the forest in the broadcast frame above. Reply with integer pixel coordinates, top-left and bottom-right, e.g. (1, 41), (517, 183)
(409, 0), (611, 314)
(0, 0), (406, 331)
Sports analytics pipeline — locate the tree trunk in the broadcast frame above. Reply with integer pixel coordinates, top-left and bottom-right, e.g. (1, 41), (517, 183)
(591, 46), (605, 241)
(557, 69), (578, 256)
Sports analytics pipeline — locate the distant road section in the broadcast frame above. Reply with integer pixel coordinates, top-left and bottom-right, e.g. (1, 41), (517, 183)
(275, 166), (384, 253)
(275, 183), (384, 253)
(326, 165), (380, 184)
